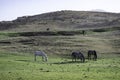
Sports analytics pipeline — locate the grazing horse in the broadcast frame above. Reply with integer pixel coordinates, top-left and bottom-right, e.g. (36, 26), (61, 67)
(88, 50), (97, 61)
(71, 51), (85, 63)
(34, 51), (48, 62)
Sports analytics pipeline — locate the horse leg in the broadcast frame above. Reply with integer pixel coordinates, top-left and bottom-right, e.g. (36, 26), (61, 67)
(94, 55), (96, 60)
(72, 56), (74, 62)
(94, 56), (97, 61)
(83, 57), (85, 63)
(93, 55), (96, 60)
(34, 55), (36, 61)
(93, 56), (95, 60)
(45, 57), (48, 62)
(88, 54), (89, 60)
(41, 56), (44, 61)
(80, 58), (83, 62)
(88, 54), (91, 60)
(88, 56), (90, 60)
(95, 54), (97, 61)
(44, 56), (47, 62)
(81, 57), (84, 63)
(72, 58), (73, 62)
(90, 55), (92, 60)
(75, 58), (76, 62)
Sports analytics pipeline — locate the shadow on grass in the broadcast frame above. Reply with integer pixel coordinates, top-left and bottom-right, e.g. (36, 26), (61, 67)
(15, 59), (32, 62)
(53, 61), (86, 64)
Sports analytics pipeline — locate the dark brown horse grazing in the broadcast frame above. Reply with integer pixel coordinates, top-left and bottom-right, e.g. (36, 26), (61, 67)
(71, 51), (85, 63)
(88, 50), (97, 61)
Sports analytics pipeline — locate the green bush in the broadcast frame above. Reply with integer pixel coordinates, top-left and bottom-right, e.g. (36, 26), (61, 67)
(92, 29), (108, 32)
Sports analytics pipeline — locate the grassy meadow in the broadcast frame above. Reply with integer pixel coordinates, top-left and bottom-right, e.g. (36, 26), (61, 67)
(0, 28), (120, 80)
(0, 52), (120, 80)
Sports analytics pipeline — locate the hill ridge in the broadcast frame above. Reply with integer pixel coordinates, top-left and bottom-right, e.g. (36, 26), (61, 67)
(0, 10), (120, 32)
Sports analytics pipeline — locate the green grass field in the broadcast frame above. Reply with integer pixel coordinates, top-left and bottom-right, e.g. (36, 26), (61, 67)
(0, 52), (120, 80)
(0, 28), (120, 80)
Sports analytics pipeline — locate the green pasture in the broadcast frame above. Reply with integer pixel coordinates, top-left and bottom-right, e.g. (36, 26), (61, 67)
(0, 52), (120, 80)
(0, 27), (120, 80)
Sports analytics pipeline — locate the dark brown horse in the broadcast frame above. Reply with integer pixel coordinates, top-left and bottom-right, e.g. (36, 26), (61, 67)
(71, 51), (85, 63)
(88, 50), (97, 61)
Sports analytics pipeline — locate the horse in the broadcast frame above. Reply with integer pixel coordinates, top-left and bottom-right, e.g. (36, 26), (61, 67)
(71, 51), (85, 63)
(34, 51), (48, 62)
(88, 50), (97, 61)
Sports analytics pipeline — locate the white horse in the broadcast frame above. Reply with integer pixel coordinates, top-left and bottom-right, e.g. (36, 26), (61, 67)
(34, 51), (48, 62)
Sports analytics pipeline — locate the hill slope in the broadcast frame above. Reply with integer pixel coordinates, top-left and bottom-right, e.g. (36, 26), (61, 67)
(0, 10), (120, 32)
(0, 10), (119, 56)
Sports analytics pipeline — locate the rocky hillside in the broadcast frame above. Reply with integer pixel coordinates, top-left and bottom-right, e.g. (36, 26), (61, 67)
(0, 10), (120, 32)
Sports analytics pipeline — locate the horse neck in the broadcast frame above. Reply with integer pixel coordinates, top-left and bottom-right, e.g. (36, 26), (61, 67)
(44, 55), (48, 59)
(42, 54), (47, 58)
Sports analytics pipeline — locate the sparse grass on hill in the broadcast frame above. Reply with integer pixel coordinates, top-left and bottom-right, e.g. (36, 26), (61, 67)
(0, 27), (119, 57)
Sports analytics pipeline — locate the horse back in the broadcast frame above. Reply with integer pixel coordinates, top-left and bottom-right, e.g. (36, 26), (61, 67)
(35, 51), (46, 56)
(71, 52), (79, 58)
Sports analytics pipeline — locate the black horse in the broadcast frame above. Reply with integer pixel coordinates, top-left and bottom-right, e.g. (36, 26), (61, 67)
(88, 50), (97, 61)
(71, 51), (85, 63)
